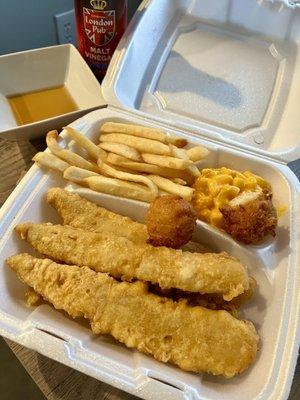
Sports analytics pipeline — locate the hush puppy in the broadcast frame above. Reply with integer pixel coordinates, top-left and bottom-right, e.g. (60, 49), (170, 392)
(146, 195), (197, 248)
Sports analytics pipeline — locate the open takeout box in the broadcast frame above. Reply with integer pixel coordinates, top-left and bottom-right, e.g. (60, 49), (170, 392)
(0, 1), (300, 399)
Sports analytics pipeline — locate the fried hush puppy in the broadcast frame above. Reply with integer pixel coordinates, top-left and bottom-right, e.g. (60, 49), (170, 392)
(146, 195), (197, 248)
(220, 189), (277, 245)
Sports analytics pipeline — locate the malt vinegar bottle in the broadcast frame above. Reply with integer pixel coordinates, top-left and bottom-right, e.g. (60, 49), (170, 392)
(74, 0), (128, 82)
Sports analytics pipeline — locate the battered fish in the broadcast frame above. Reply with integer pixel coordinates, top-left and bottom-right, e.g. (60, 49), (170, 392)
(6, 253), (259, 377)
(46, 187), (148, 243)
(152, 276), (257, 317)
(15, 223), (250, 301)
(46, 187), (206, 253)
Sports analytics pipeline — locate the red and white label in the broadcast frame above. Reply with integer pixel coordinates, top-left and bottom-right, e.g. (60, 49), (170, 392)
(83, 7), (115, 47)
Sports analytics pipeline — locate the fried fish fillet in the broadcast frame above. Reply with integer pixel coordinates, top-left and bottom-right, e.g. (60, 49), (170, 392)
(15, 222), (249, 300)
(152, 276), (257, 317)
(25, 278), (256, 316)
(46, 187), (207, 253)
(6, 253), (259, 377)
(47, 187), (148, 243)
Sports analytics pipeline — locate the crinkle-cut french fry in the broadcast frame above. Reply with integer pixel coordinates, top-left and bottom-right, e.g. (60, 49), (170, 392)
(33, 152), (70, 172)
(64, 126), (107, 161)
(99, 133), (170, 155)
(107, 153), (195, 185)
(85, 176), (154, 203)
(63, 166), (99, 185)
(148, 175), (194, 202)
(186, 146), (210, 162)
(100, 122), (166, 142)
(142, 153), (192, 170)
(170, 145), (200, 177)
(99, 142), (142, 162)
(46, 130), (99, 173)
(97, 161), (158, 196)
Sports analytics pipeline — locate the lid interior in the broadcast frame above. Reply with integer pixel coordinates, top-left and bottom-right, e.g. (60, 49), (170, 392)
(103, 0), (300, 162)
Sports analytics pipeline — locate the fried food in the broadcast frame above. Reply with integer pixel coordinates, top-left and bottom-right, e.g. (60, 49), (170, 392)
(169, 145), (200, 177)
(15, 222), (250, 300)
(146, 195), (197, 248)
(220, 190), (277, 244)
(6, 253), (259, 377)
(186, 146), (210, 162)
(148, 175), (194, 201)
(47, 187), (149, 243)
(47, 187), (209, 254)
(25, 288), (43, 307)
(63, 166), (99, 185)
(99, 142), (142, 162)
(46, 130), (99, 172)
(35, 123), (212, 203)
(106, 153), (195, 185)
(64, 126), (107, 161)
(97, 162), (158, 196)
(85, 176), (154, 203)
(33, 152), (70, 172)
(100, 122), (187, 147)
(193, 167), (277, 243)
(141, 153), (193, 170)
(151, 277), (256, 317)
(100, 133), (170, 155)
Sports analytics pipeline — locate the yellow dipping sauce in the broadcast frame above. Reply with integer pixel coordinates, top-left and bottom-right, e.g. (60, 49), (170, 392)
(8, 85), (78, 126)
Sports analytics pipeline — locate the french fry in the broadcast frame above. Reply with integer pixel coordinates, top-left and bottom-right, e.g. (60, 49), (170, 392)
(33, 152), (70, 172)
(142, 153), (192, 170)
(46, 130), (99, 173)
(99, 133), (170, 155)
(107, 153), (195, 185)
(64, 126), (107, 161)
(63, 166), (99, 185)
(148, 175), (194, 202)
(85, 176), (153, 203)
(170, 178), (187, 185)
(165, 135), (187, 148)
(170, 145), (200, 178)
(100, 122), (166, 142)
(99, 142), (142, 162)
(100, 122), (187, 147)
(97, 161), (158, 196)
(186, 146), (210, 162)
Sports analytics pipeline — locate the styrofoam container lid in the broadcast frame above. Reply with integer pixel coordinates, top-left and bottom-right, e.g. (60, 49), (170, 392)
(102, 0), (300, 162)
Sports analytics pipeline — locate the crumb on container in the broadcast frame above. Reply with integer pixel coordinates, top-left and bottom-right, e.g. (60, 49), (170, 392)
(25, 289), (42, 307)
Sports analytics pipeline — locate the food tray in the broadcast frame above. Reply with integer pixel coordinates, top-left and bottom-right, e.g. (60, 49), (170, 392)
(0, 1), (300, 400)
(0, 108), (299, 400)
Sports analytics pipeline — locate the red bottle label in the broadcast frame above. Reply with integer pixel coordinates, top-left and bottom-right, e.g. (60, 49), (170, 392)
(83, 8), (115, 47)
(75, 0), (127, 82)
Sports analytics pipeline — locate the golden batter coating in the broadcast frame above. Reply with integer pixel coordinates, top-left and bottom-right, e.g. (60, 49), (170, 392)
(6, 253), (259, 378)
(15, 222), (250, 301)
(47, 187), (207, 253)
(47, 187), (148, 243)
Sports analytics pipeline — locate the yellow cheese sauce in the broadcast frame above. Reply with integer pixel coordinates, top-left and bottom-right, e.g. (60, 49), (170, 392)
(7, 85), (78, 125)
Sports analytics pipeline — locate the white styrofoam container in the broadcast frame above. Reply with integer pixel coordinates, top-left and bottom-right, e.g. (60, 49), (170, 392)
(0, 1), (300, 400)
